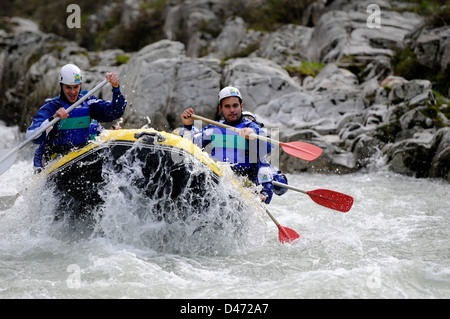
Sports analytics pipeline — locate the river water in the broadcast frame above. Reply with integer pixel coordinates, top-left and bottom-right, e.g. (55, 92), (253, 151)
(0, 127), (449, 301)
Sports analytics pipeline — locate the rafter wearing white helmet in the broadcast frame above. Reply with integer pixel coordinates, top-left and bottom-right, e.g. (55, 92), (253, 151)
(26, 63), (127, 173)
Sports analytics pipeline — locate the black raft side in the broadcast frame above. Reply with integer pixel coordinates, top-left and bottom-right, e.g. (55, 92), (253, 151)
(45, 138), (222, 223)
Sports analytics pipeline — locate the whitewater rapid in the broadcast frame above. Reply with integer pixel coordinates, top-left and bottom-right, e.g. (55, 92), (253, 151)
(0, 125), (449, 299)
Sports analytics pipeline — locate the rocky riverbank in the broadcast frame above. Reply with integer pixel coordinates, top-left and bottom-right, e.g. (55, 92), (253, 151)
(0, 0), (449, 181)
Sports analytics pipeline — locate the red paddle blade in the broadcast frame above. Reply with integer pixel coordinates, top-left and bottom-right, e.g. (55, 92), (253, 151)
(307, 189), (354, 212)
(280, 141), (322, 161)
(277, 225), (300, 243)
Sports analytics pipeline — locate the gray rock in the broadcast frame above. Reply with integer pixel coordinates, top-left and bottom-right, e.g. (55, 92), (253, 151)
(163, 0), (225, 56)
(253, 24), (312, 67)
(207, 17), (247, 59)
(257, 91), (315, 128)
(304, 63), (359, 92)
(412, 26), (450, 71)
(400, 108), (429, 130)
(222, 57), (301, 112)
(428, 128), (450, 181)
(306, 4), (422, 64)
(119, 40), (222, 130)
(388, 79), (433, 105)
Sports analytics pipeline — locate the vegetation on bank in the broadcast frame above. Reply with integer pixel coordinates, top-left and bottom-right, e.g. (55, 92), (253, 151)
(232, 0), (315, 31)
(0, 0), (168, 52)
(392, 47), (450, 99)
(0, 0), (315, 52)
(284, 62), (326, 79)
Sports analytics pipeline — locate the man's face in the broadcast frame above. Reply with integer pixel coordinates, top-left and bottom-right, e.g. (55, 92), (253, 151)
(62, 83), (81, 103)
(219, 96), (243, 124)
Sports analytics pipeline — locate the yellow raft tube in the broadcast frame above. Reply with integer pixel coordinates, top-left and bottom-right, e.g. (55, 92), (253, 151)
(46, 128), (222, 177)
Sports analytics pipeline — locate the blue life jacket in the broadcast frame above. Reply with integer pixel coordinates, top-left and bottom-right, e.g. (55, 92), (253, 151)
(209, 121), (253, 166)
(31, 96), (91, 169)
(33, 118), (102, 169)
(49, 98), (91, 147)
(202, 119), (273, 180)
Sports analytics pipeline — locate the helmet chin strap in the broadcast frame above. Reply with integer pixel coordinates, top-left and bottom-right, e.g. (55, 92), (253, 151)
(60, 85), (70, 104)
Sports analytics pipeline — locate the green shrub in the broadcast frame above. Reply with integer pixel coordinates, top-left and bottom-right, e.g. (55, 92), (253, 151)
(374, 122), (402, 143)
(284, 61), (325, 78)
(392, 48), (449, 98)
(115, 54), (130, 65)
(232, 0), (315, 32)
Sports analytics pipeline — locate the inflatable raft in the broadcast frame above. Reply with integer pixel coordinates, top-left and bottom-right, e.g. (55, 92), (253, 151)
(44, 128), (243, 225)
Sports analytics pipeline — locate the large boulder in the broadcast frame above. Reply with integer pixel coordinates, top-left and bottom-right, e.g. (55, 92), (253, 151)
(253, 24), (312, 67)
(207, 16), (248, 59)
(306, 1), (423, 64)
(163, 0), (226, 57)
(409, 26), (450, 71)
(222, 57), (302, 112)
(119, 40), (222, 130)
(428, 127), (450, 181)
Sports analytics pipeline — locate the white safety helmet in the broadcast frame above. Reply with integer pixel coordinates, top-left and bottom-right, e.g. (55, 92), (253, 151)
(59, 64), (82, 85)
(218, 86), (242, 105)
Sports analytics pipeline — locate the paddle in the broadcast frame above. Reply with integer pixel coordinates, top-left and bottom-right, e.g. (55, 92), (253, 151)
(190, 114), (322, 162)
(0, 79), (108, 176)
(273, 181), (353, 212)
(261, 203), (299, 244)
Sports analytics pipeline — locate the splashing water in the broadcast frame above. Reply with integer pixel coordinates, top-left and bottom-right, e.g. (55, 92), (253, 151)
(19, 137), (267, 256)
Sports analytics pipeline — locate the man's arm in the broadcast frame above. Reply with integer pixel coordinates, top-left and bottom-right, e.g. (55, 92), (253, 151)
(89, 72), (127, 122)
(88, 86), (127, 122)
(26, 102), (59, 144)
